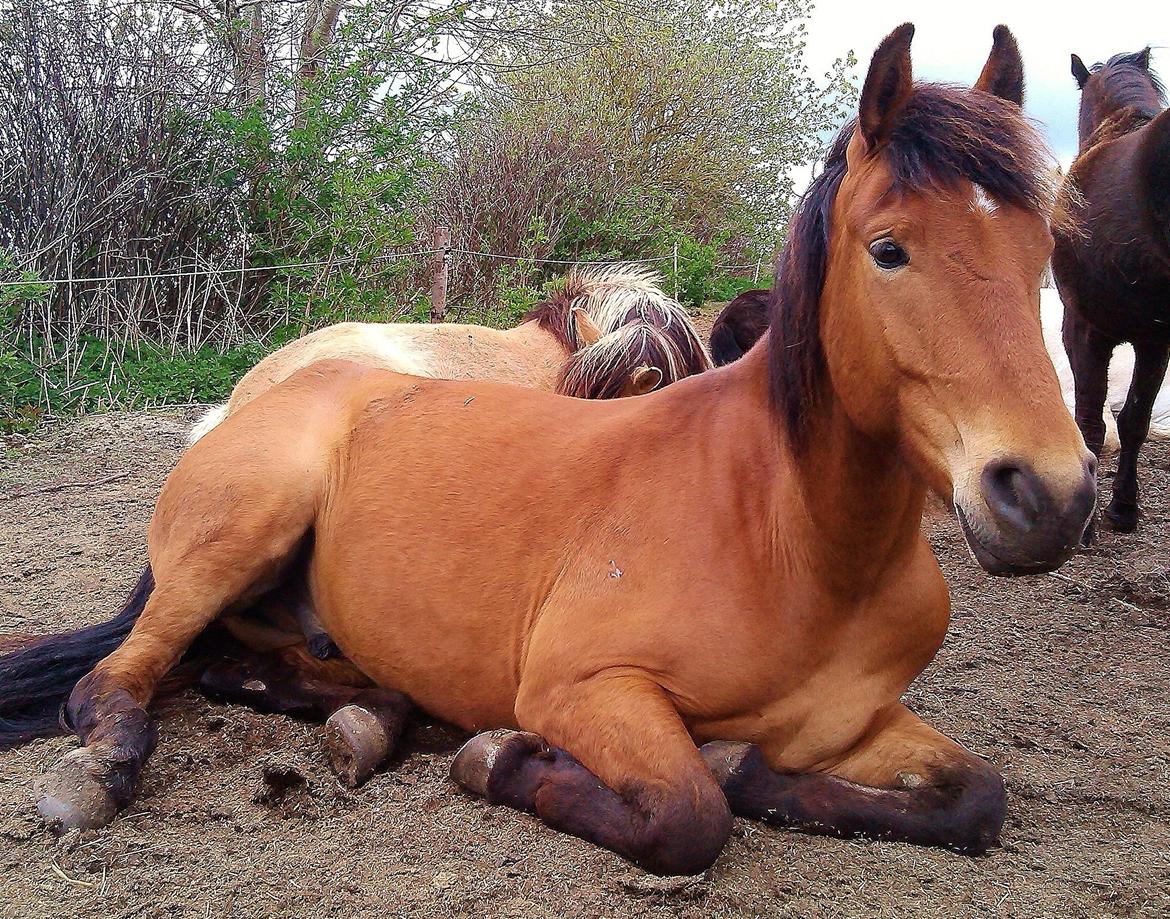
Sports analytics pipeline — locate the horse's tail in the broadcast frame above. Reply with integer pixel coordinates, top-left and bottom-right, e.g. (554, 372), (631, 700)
(709, 321), (746, 366)
(0, 564), (154, 749)
(1139, 108), (1170, 255)
(187, 403), (229, 446)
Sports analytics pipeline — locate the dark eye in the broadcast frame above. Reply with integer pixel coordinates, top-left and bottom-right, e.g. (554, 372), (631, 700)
(869, 238), (909, 270)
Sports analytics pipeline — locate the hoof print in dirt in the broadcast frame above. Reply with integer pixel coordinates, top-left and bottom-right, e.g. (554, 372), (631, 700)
(252, 758), (315, 812)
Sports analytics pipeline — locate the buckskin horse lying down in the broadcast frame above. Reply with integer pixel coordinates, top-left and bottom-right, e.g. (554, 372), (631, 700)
(188, 264), (711, 444)
(0, 25), (1096, 874)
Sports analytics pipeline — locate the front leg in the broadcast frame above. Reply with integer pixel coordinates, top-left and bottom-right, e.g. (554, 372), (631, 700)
(1106, 341), (1170, 532)
(450, 674), (732, 875)
(702, 704), (1004, 853)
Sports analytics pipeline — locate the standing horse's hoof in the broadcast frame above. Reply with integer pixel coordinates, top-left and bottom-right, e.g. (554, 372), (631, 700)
(34, 748), (119, 832)
(1103, 501), (1138, 533)
(450, 729), (548, 800)
(325, 705), (389, 788)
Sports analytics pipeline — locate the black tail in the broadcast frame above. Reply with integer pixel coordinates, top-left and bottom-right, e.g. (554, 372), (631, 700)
(709, 322), (747, 366)
(0, 564), (153, 749)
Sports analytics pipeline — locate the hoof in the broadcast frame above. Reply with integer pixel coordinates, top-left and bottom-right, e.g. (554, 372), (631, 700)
(308, 634), (341, 660)
(450, 729), (546, 799)
(325, 705), (389, 788)
(1103, 502), (1138, 533)
(699, 741), (757, 786)
(34, 748), (119, 832)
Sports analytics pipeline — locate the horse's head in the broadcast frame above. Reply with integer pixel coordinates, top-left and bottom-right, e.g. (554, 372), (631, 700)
(788, 24), (1094, 575)
(1071, 48), (1165, 146)
(557, 312), (686, 399)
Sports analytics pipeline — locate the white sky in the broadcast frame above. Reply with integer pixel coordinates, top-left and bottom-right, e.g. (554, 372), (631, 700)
(800, 0), (1169, 168)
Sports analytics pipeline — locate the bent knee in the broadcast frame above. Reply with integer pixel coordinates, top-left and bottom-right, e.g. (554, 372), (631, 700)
(937, 763), (1006, 854)
(637, 782), (733, 876)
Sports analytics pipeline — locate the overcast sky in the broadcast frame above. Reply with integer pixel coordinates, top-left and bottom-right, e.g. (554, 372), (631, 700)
(800, 0), (1169, 169)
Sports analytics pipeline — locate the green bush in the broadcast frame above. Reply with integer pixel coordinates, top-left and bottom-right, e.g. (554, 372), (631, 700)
(0, 337), (264, 433)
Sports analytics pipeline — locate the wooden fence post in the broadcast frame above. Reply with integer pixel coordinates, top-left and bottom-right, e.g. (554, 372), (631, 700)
(430, 226), (450, 323)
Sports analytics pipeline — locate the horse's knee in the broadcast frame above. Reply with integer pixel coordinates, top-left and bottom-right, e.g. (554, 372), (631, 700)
(635, 782), (732, 875)
(936, 763), (1007, 854)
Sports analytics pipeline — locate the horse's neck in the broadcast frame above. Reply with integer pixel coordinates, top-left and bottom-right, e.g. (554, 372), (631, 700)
(728, 346), (926, 595)
(505, 320), (571, 356)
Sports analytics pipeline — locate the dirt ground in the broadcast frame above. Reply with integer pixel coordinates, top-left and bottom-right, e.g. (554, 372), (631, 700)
(1, 405), (1169, 919)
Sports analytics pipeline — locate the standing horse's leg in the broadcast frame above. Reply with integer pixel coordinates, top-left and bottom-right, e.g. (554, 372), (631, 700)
(450, 676), (732, 875)
(198, 655), (411, 787)
(1062, 308), (1115, 458)
(701, 703), (1003, 853)
(1104, 340), (1170, 532)
(1062, 309), (1114, 542)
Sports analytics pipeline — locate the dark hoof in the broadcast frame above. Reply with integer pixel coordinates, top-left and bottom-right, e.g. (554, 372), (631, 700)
(1103, 502), (1138, 533)
(450, 729), (546, 799)
(308, 633), (341, 660)
(325, 705), (390, 788)
(35, 749), (119, 832)
(699, 741), (758, 786)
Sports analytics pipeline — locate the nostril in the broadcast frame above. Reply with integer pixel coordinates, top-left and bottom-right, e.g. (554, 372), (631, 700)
(981, 459), (1044, 530)
(1086, 455), (1098, 479)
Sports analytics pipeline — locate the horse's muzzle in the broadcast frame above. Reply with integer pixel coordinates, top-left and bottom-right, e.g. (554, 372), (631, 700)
(956, 455), (1097, 576)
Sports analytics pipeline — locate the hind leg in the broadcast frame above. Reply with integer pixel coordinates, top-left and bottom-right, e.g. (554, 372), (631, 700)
(36, 432), (325, 830)
(1105, 341), (1170, 532)
(1062, 310), (1115, 542)
(199, 654), (411, 787)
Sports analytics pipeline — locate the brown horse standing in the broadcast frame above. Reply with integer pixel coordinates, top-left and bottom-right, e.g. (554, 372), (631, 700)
(1055, 49), (1170, 532)
(1, 25), (1095, 874)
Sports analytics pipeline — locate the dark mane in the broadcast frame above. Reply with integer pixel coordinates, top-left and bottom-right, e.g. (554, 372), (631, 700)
(768, 83), (1055, 450)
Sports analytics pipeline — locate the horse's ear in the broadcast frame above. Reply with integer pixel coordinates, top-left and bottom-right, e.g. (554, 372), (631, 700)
(571, 307), (602, 348)
(857, 23), (915, 151)
(974, 25), (1024, 106)
(630, 366), (663, 396)
(1136, 47), (1152, 70)
(1071, 54), (1091, 89)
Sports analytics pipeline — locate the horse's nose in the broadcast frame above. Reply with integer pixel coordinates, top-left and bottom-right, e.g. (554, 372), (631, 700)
(981, 455), (1096, 539)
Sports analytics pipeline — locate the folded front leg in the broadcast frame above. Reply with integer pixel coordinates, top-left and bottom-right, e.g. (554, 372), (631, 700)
(702, 704), (1005, 853)
(450, 675), (732, 875)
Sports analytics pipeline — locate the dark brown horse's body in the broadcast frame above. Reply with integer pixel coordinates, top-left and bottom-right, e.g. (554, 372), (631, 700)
(1055, 49), (1170, 532)
(709, 289), (770, 365)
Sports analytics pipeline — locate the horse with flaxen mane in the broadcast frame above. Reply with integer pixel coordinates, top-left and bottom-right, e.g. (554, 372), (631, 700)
(0, 25), (1096, 874)
(1055, 48), (1170, 533)
(188, 264), (712, 443)
(709, 288), (771, 365)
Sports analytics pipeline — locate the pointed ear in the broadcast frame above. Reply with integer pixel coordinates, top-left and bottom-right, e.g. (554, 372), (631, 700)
(1136, 47), (1152, 70)
(857, 22), (915, 151)
(630, 366), (663, 396)
(974, 25), (1024, 106)
(1071, 54), (1091, 89)
(571, 307), (602, 348)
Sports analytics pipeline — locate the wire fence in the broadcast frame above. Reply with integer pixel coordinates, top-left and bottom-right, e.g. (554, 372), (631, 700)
(0, 245), (764, 290)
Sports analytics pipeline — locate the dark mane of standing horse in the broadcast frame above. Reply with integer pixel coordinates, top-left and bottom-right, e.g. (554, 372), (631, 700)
(768, 84), (1054, 450)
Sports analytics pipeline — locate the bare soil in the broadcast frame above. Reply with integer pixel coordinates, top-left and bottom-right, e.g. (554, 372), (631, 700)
(1, 408), (1169, 919)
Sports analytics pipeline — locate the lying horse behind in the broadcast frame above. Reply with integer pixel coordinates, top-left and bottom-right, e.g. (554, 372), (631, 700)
(708, 288), (770, 366)
(1055, 48), (1170, 532)
(0, 25), (1095, 875)
(189, 265), (711, 443)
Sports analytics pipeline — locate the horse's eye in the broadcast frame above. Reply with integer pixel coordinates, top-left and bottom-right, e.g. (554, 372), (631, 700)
(869, 238), (909, 270)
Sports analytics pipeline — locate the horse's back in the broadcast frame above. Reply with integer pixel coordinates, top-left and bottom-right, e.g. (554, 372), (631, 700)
(1056, 125), (1170, 338)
